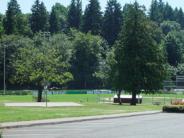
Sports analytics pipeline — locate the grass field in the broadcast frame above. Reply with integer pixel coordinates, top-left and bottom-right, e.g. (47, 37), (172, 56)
(0, 93), (183, 123)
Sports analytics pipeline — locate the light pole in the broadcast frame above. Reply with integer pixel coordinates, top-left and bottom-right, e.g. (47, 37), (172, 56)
(3, 44), (6, 95)
(41, 31), (50, 107)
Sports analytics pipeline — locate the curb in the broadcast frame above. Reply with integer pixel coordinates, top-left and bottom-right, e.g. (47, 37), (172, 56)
(0, 111), (161, 129)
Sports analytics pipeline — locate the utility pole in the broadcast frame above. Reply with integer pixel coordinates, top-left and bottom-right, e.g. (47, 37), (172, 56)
(41, 32), (50, 107)
(3, 44), (6, 95)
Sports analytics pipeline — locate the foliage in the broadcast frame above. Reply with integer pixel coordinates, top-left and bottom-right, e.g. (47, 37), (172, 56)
(163, 105), (184, 113)
(149, 0), (165, 23)
(82, 0), (102, 35)
(161, 21), (181, 35)
(149, 0), (184, 26)
(1, 0), (184, 94)
(164, 64), (177, 80)
(70, 32), (107, 89)
(0, 14), (4, 37)
(0, 35), (27, 88)
(102, 0), (123, 46)
(165, 31), (184, 66)
(176, 64), (184, 75)
(175, 8), (184, 28)
(12, 33), (73, 101)
(114, 2), (166, 105)
(67, 0), (82, 29)
(49, 3), (68, 34)
(3, 0), (21, 35)
(30, 0), (49, 33)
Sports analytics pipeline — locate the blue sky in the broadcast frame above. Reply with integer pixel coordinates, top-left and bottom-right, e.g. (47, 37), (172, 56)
(0, 0), (184, 14)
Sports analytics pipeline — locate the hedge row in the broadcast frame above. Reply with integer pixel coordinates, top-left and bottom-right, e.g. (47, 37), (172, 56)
(163, 105), (184, 113)
(0, 90), (32, 95)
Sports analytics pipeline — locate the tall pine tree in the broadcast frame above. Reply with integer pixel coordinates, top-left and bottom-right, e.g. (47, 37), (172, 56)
(82, 0), (102, 35)
(163, 3), (174, 21)
(102, 0), (122, 45)
(0, 14), (4, 37)
(49, 6), (60, 33)
(3, 0), (21, 34)
(114, 2), (165, 105)
(149, 0), (164, 23)
(67, 0), (82, 29)
(30, 0), (49, 33)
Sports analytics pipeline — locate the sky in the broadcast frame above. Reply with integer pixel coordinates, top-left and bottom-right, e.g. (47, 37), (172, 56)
(0, 0), (184, 14)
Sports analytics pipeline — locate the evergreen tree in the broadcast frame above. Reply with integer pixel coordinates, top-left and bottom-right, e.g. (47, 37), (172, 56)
(173, 8), (179, 20)
(49, 3), (68, 34)
(30, 0), (49, 33)
(175, 8), (184, 28)
(82, 0), (102, 35)
(102, 0), (123, 46)
(149, 0), (164, 23)
(0, 14), (4, 37)
(3, 0), (21, 34)
(114, 2), (165, 105)
(163, 3), (174, 21)
(49, 7), (60, 33)
(75, 0), (82, 29)
(67, 0), (82, 29)
(67, 0), (76, 28)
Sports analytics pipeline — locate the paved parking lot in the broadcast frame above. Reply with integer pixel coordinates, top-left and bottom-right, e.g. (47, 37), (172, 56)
(2, 113), (184, 138)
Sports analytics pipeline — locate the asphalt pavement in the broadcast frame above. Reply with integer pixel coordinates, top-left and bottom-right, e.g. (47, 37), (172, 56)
(2, 113), (184, 138)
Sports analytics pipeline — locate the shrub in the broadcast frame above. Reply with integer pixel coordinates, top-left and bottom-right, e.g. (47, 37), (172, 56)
(163, 105), (184, 113)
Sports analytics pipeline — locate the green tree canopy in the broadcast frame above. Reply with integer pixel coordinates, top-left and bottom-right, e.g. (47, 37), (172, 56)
(0, 35), (28, 89)
(67, 0), (82, 29)
(102, 0), (123, 46)
(49, 3), (68, 34)
(161, 21), (181, 35)
(82, 0), (102, 35)
(175, 8), (184, 28)
(0, 14), (4, 37)
(165, 31), (184, 67)
(70, 31), (107, 89)
(3, 0), (22, 35)
(149, 0), (164, 23)
(30, 0), (49, 33)
(114, 2), (166, 105)
(13, 33), (73, 101)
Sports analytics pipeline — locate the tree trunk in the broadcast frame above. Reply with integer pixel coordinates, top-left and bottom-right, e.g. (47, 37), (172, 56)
(131, 90), (137, 106)
(37, 87), (43, 102)
(117, 90), (122, 105)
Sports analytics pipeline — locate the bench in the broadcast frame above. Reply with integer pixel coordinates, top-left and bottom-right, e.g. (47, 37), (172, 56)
(113, 95), (142, 104)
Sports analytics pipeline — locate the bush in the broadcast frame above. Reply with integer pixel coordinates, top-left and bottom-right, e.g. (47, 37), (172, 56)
(0, 90), (32, 95)
(163, 105), (184, 113)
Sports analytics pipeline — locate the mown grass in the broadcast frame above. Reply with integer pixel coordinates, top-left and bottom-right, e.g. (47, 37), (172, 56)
(0, 103), (161, 123)
(0, 93), (182, 123)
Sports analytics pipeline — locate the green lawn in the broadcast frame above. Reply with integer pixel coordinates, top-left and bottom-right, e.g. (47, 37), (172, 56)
(0, 94), (165, 123)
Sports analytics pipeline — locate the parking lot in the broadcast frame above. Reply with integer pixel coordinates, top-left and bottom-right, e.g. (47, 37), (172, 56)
(2, 113), (184, 138)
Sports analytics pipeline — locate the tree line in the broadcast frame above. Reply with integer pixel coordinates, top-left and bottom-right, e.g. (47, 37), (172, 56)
(0, 0), (184, 104)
